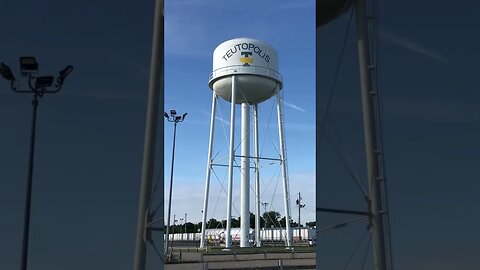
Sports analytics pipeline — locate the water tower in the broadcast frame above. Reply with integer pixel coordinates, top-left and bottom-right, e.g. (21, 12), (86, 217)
(317, 0), (393, 269)
(200, 38), (293, 248)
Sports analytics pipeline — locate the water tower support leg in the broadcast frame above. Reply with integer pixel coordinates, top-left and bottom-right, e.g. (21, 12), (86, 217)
(354, 0), (387, 269)
(200, 92), (217, 248)
(253, 104), (261, 247)
(225, 76), (237, 249)
(240, 102), (250, 248)
(275, 88), (292, 247)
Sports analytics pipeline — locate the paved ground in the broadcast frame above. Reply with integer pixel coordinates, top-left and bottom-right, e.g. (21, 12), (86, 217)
(164, 251), (316, 270)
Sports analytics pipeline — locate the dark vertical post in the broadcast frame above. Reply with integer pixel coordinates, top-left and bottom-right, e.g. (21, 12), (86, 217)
(165, 121), (177, 255)
(20, 93), (39, 270)
(354, 0), (387, 269)
(133, 0), (164, 269)
(184, 213), (187, 234)
(297, 193), (301, 241)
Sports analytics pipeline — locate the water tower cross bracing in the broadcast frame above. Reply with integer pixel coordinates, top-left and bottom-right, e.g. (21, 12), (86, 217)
(200, 38), (293, 248)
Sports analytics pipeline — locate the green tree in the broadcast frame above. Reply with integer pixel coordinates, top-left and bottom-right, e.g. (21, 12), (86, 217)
(306, 221), (316, 227)
(220, 217), (240, 228)
(279, 217), (295, 228)
(263, 211), (281, 228)
(184, 222), (195, 233)
(249, 212), (265, 228)
(194, 222), (203, 232)
(232, 217), (240, 227)
(206, 218), (222, 229)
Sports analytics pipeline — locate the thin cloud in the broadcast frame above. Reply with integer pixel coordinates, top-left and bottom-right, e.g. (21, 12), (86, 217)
(215, 116), (230, 125)
(165, 1), (212, 57)
(109, 55), (150, 80)
(199, 109), (230, 125)
(380, 30), (448, 64)
(62, 88), (145, 104)
(270, 1), (315, 11)
(284, 101), (307, 113)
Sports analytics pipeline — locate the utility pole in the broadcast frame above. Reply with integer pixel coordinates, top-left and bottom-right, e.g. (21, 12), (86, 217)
(172, 215), (177, 247)
(261, 202), (269, 224)
(173, 214), (176, 230)
(179, 218), (184, 241)
(296, 192), (305, 241)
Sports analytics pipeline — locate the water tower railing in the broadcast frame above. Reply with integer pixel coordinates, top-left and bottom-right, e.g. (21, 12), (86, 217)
(209, 65), (282, 82)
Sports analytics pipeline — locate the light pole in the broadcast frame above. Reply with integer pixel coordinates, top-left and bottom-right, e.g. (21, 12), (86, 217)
(164, 110), (187, 257)
(296, 192), (305, 241)
(261, 202), (269, 224)
(179, 218), (184, 241)
(184, 213), (187, 235)
(1, 57), (73, 270)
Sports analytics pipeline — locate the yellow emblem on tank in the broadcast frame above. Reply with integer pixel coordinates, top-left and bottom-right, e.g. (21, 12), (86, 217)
(240, 57), (253, 64)
(240, 52), (253, 66)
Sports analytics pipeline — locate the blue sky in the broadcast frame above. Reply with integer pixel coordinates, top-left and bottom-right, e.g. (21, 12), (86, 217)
(317, 1), (480, 269)
(0, 0), (479, 269)
(163, 0), (316, 225)
(0, 0), (314, 269)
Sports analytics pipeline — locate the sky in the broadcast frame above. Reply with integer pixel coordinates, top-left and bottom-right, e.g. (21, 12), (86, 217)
(0, 0), (314, 270)
(317, 1), (480, 269)
(0, 1), (155, 269)
(162, 0), (316, 228)
(0, 0), (479, 270)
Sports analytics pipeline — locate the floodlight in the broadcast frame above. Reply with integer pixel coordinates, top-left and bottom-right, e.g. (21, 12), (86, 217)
(164, 112), (169, 119)
(20, 56), (38, 74)
(0, 63), (15, 81)
(57, 65), (73, 83)
(170, 110), (177, 116)
(182, 113), (188, 120)
(35, 76), (54, 88)
(175, 116), (182, 121)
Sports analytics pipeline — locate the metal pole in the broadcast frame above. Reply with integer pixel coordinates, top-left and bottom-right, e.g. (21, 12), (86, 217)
(179, 218), (183, 241)
(298, 192), (301, 241)
(165, 121), (178, 254)
(172, 214), (176, 246)
(275, 87), (292, 247)
(240, 102), (250, 248)
(354, 0), (387, 269)
(200, 93), (217, 248)
(262, 203), (269, 216)
(225, 75), (237, 249)
(19, 93), (39, 270)
(253, 105), (261, 247)
(133, 0), (164, 268)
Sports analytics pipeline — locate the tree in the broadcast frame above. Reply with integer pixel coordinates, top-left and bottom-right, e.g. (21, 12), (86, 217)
(306, 221), (316, 228)
(194, 222), (202, 232)
(206, 218), (221, 229)
(219, 217), (239, 228)
(263, 211), (281, 228)
(279, 216), (295, 228)
(184, 222), (195, 233)
(232, 217), (240, 227)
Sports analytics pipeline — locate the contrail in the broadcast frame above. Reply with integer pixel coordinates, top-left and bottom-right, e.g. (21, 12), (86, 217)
(380, 30), (448, 64)
(284, 101), (307, 113)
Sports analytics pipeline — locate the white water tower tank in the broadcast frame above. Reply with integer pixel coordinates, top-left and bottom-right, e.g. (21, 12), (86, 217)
(201, 37), (293, 249)
(208, 38), (283, 104)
